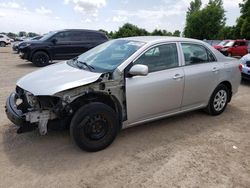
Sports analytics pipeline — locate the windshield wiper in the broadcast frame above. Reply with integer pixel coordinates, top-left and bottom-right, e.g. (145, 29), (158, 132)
(76, 60), (95, 71)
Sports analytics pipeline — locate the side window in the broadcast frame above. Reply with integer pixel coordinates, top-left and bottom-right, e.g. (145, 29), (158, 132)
(134, 43), (179, 73)
(85, 32), (99, 41)
(239, 41), (246, 46)
(181, 43), (215, 65)
(207, 49), (216, 62)
(54, 32), (72, 42)
(0, 35), (3, 38)
(71, 31), (86, 41)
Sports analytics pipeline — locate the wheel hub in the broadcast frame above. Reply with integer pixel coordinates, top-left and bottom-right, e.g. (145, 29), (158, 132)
(213, 90), (227, 112)
(85, 114), (108, 140)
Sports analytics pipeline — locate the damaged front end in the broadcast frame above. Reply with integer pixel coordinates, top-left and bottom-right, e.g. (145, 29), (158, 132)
(5, 86), (63, 135)
(5, 72), (126, 135)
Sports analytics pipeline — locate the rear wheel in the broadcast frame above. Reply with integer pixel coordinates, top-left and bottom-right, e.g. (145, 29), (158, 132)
(0, 41), (6, 47)
(32, 51), (50, 67)
(70, 102), (119, 152)
(205, 84), (229, 116)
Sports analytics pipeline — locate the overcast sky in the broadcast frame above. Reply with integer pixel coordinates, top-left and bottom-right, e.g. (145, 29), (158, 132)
(0, 0), (244, 34)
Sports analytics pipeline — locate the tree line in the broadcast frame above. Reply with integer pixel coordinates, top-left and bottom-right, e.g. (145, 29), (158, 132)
(1, 0), (250, 40)
(99, 23), (181, 39)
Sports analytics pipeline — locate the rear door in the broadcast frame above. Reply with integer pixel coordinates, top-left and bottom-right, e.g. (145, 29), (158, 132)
(70, 31), (107, 56)
(238, 41), (248, 56)
(70, 31), (91, 56)
(180, 43), (220, 110)
(50, 31), (74, 60)
(126, 43), (184, 124)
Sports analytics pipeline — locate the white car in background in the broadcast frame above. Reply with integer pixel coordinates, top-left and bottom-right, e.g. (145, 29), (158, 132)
(240, 54), (250, 80)
(0, 34), (11, 47)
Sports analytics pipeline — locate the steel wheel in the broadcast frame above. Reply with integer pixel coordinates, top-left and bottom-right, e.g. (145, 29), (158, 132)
(84, 114), (109, 141)
(70, 102), (119, 152)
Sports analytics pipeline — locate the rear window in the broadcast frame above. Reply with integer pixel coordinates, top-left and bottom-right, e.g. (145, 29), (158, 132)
(70, 31), (107, 42)
(85, 32), (106, 41)
(181, 43), (216, 65)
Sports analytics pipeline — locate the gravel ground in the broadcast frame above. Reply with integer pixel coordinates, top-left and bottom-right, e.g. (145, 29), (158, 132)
(0, 46), (250, 188)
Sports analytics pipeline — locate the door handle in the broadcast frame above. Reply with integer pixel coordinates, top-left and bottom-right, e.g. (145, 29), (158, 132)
(173, 74), (184, 80)
(212, 67), (219, 72)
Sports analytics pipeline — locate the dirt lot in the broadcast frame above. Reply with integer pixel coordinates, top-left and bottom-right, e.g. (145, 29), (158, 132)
(0, 46), (250, 188)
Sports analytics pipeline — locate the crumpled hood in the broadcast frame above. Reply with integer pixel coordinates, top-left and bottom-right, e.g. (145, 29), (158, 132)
(17, 62), (102, 96)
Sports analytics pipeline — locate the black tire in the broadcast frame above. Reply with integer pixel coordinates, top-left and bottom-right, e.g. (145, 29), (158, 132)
(70, 102), (119, 152)
(205, 84), (229, 116)
(32, 51), (50, 67)
(0, 41), (6, 47)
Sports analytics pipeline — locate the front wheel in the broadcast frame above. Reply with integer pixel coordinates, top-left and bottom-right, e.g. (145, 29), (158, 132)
(205, 84), (229, 116)
(70, 102), (119, 152)
(32, 51), (50, 67)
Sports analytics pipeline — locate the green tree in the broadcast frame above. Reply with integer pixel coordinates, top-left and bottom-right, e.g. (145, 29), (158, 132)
(27, 32), (39, 37)
(187, 0), (202, 16)
(238, 0), (250, 39)
(18, 31), (27, 37)
(113, 23), (149, 38)
(184, 0), (202, 37)
(184, 0), (226, 40)
(6, 32), (17, 38)
(173, 30), (181, 37)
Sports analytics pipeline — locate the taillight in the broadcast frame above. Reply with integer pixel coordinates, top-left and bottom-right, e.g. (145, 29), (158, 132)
(239, 64), (243, 72)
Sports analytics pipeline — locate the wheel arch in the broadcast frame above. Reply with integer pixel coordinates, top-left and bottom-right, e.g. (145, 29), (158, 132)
(217, 81), (232, 102)
(70, 92), (123, 129)
(30, 49), (52, 61)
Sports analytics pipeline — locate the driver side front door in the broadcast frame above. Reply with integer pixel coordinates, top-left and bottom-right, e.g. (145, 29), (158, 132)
(125, 43), (185, 125)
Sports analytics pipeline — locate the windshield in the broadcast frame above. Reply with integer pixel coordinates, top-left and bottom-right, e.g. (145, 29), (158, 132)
(39, 31), (57, 41)
(224, 41), (234, 47)
(72, 39), (145, 72)
(218, 40), (229, 46)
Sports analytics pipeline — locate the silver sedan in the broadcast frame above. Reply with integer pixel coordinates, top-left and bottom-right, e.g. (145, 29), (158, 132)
(6, 36), (241, 151)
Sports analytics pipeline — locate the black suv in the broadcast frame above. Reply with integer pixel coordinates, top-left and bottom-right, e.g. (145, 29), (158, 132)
(19, 29), (108, 67)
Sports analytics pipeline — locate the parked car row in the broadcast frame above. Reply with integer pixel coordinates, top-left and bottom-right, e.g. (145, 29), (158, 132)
(16, 29), (109, 66)
(5, 36), (241, 151)
(12, 36), (43, 53)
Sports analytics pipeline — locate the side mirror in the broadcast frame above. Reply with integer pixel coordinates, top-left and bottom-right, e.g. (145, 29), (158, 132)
(128, 64), (148, 77)
(51, 38), (57, 44)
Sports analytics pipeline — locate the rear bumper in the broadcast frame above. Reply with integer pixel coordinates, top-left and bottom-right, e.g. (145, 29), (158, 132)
(5, 93), (28, 127)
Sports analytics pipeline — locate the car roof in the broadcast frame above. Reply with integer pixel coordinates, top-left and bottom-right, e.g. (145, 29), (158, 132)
(119, 36), (204, 44)
(51, 29), (105, 35)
